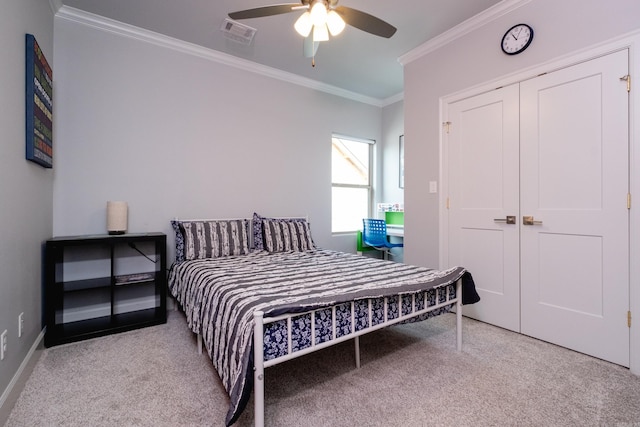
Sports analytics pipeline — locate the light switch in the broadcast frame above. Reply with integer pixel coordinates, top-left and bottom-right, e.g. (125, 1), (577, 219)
(429, 181), (438, 193)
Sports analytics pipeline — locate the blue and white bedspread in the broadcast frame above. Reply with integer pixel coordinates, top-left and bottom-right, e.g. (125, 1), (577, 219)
(168, 249), (479, 426)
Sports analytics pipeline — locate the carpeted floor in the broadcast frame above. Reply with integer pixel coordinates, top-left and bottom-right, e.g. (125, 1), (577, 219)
(5, 309), (640, 426)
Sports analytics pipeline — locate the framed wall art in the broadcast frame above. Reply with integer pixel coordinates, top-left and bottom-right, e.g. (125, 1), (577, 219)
(399, 135), (404, 188)
(25, 33), (53, 168)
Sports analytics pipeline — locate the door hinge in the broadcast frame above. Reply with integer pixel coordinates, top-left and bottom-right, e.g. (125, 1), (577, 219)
(620, 75), (631, 92)
(446, 197), (450, 209)
(443, 121), (452, 134)
(628, 310), (632, 328)
(628, 193), (632, 210)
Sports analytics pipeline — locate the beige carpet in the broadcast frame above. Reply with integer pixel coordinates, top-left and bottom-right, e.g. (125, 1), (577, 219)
(5, 309), (640, 427)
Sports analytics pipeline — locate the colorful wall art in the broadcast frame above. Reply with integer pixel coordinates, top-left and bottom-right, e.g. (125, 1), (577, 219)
(26, 33), (53, 168)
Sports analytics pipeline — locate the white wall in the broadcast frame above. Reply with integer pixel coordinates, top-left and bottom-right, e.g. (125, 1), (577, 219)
(403, 0), (640, 372)
(0, 0), (54, 420)
(52, 14), (383, 260)
(403, 0), (640, 267)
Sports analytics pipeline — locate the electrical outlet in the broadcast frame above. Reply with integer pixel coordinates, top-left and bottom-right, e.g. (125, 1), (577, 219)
(18, 312), (24, 338)
(1, 330), (7, 360)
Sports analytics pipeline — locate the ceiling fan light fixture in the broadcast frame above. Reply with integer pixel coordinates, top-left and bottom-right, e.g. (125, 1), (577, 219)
(326, 10), (345, 36)
(310, 0), (328, 27)
(294, 11), (312, 37)
(313, 23), (329, 42)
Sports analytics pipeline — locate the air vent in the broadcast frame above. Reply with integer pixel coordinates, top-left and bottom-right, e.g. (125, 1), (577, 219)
(220, 18), (256, 45)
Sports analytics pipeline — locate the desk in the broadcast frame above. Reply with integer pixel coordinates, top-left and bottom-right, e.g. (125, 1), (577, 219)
(386, 225), (404, 237)
(385, 225), (404, 262)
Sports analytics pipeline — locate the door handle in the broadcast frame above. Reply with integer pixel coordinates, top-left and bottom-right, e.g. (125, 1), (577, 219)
(494, 215), (516, 224)
(523, 216), (543, 226)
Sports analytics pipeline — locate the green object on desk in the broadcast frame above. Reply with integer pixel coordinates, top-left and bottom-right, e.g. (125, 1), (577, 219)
(385, 211), (404, 225)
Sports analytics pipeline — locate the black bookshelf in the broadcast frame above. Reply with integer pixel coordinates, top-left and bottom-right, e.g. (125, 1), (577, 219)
(44, 233), (167, 347)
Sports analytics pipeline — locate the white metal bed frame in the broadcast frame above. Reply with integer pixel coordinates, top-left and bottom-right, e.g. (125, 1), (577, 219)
(187, 279), (463, 426)
(250, 279), (463, 427)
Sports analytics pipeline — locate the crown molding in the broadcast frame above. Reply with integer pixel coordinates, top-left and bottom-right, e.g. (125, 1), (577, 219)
(381, 91), (404, 107)
(398, 0), (532, 66)
(55, 6), (385, 107)
(49, 0), (62, 14)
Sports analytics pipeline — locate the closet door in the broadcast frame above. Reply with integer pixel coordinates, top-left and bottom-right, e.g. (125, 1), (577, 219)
(519, 50), (630, 366)
(446, 84), (520, 332)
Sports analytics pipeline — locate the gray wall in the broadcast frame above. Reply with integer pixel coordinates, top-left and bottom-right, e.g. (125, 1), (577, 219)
(403, 0), (640, 267)
(52, 13), (384, 259)
(0, 0), (54, 417)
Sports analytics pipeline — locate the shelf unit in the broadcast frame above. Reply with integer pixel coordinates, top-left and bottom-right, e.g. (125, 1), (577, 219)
(44, 233), (167, 347)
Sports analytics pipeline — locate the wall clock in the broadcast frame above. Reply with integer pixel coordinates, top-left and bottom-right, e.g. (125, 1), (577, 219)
(501, 23), (534, 55)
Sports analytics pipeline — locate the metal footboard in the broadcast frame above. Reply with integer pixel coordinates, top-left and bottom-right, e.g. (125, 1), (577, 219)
(252, 278), (464, 427)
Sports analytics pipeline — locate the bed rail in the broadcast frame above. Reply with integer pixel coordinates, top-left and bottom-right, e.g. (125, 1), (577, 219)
(252, 278), (463, 427)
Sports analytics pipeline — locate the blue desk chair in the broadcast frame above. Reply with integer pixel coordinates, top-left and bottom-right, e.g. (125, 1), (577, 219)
(362, 218), (403, 260)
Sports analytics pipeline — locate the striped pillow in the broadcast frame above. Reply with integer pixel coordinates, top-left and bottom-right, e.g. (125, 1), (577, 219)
(262, 218), (315, 253)
(171, 220), (186, 263)
(178, 219), (250, 260)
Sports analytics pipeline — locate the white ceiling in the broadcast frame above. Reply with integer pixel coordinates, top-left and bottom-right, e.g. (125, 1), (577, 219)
(59, 0), (503, 101)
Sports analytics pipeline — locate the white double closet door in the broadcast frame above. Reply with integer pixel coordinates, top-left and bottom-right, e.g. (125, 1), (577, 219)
(445, 49), (630, 366)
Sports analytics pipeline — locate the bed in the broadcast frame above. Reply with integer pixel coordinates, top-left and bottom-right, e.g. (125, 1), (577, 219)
(168, 214), (480, 426)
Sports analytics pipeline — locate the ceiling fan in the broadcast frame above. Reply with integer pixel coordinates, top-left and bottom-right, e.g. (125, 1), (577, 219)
(228, 0), (397, 64)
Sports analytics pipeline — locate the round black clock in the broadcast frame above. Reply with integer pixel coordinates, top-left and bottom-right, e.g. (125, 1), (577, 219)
(501, 23), (534, 55)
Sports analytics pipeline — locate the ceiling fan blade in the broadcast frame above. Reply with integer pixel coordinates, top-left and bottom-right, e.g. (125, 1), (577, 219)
(334, 6), (397, 38)
(229, 4), (302, 20)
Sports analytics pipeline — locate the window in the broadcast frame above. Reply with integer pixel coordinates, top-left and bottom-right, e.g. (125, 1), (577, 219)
(331, 135), (373, 233)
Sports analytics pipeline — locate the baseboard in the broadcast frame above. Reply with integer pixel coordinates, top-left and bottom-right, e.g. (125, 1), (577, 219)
(0, 328), (45, 426)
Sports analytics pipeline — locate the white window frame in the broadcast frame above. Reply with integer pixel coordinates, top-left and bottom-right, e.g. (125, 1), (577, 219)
(331, 134), (375, 234)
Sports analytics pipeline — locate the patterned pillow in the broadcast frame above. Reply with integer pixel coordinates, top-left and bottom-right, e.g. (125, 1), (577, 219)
(177, 219), (250, 260)
(252, 212), (265, 251)
(171, 220), (186, 263)
(262, 217), (316, 253)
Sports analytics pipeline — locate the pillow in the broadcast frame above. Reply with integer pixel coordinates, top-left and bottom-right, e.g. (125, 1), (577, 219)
(176, 219), (250, 260)
(252, 212), (265, 251)
(262, 217), (315, 253)
(171, 220), (186, 263)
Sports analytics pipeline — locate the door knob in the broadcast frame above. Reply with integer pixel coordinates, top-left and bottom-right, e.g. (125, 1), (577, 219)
(494, 215), (516, 224)
(523, 216), (543, 226)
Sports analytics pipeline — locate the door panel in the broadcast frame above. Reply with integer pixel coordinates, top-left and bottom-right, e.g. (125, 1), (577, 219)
(519, 50), (629, 366)
(538, 233), (603, 316)
(536, 75), (603, 210)
(446, 84), (520, 332)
